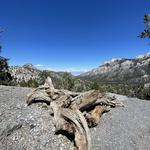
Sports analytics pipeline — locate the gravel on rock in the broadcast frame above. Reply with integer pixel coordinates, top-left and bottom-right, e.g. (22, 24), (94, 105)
(0, 86), (150, 150)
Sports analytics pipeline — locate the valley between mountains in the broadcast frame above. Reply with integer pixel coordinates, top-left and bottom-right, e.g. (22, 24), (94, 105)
(9, 53), (150, 100)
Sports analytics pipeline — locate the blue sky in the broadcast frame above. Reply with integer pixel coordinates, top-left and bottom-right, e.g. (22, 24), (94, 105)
(0, 0), (150, 73)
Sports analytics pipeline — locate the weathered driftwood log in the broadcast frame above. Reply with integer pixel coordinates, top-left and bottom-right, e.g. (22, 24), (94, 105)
(27, 77), (124, 150)
(51, 101), (91, 150)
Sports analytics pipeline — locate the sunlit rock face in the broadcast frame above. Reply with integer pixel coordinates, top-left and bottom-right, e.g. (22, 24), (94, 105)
(9, 64), (41, 83)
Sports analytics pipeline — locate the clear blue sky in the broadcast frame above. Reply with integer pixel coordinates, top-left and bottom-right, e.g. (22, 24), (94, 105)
(0, 0), (150, 73)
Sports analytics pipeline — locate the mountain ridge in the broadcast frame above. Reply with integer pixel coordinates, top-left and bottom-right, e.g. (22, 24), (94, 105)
(8, 52), (150, 99)
(79, 52), (150, 83)
(9, 64), (92, 92)
(78, 52), (150, 99)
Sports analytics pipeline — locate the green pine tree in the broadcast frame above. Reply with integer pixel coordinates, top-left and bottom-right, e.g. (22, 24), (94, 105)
(139, 14), (150, 39)
(0, 29), (12, 85)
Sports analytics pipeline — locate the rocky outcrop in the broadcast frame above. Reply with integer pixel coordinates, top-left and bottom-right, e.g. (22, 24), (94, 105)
(9, 64), (40, 83)
(0, 86), (73, 150)
(0, 85), (150, 150)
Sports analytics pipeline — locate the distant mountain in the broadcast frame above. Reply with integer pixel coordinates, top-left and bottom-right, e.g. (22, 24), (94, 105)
(79, 53), (150, 99)
(8, 52), (150, 99)
(9, 63), (92, 91)
(9, 64), (40, 83)
(80, 53), (150, 83)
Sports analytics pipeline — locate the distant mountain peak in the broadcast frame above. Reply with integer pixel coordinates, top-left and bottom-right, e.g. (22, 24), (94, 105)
(23, 63), (36, 69)
(104, 58), (123, 64)
(135, 52), (150, 59)
(80, 52), (150, 82)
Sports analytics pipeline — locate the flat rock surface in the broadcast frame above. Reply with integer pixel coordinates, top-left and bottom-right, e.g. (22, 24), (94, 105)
(0, 86), (150, 150)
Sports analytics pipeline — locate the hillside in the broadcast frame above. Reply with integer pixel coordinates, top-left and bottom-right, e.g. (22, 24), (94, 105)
(79, 53), (150, 99)
(9, 64), (92, 92)
(80, 53), (150, 83)
(0, 86), (150, 150)
(7, 52), (150, 99)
